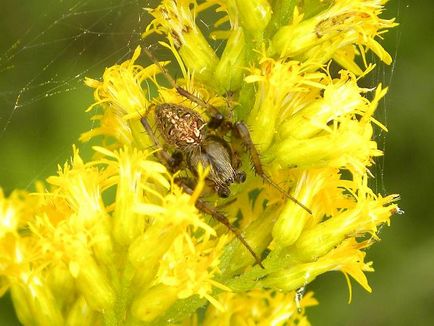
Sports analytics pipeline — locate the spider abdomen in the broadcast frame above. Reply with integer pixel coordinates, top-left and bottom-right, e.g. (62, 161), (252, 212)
(188, 136), (245, 198)
(155, 103), (206, 149)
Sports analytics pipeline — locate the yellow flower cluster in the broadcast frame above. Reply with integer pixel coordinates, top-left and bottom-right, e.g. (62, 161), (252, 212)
(0, 0), (400, 325)
(0, 146), (229, 324)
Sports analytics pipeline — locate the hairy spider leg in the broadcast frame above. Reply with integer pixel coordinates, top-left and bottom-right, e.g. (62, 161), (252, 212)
(234, 121), (313, 215)
(140, 116), (181, 172)
(177, 182), (264, 268)
(143, 47), (224, 126)
(140, 115), (264, 267)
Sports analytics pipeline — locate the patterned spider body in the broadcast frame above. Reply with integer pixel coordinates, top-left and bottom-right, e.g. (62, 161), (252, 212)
(155, 103), (206, 149)
(154, 103), (245, 198)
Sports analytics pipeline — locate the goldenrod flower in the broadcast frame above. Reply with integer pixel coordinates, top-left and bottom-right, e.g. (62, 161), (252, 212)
(144, 0), (219, 84)
(1, 0), (400, 324)
(201, 289), (318, 326)
(270, 0), (398, 73)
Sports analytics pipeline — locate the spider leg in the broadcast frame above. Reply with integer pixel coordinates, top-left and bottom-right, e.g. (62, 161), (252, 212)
(140, 116), (182, 172)
(177, 181), (264, 269)
(143, 48), (224, 126)
(215, 197), (238, 209)
(234, 121), (312, 215)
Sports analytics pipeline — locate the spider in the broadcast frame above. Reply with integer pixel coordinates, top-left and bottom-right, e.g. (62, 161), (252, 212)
(140, 48), (311, 267)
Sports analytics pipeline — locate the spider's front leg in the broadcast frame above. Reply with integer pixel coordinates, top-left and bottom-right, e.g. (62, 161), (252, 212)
(140, 116), (183, 172)
(233, 121), (312, 215)
(143, 47), (224, 124)
(176, 181), (264, 268)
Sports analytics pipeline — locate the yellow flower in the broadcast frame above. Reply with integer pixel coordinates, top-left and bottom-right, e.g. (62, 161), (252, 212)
(201, 289), (318, 326)
(144, 0), (219, 84)
(1, 0), (400, 324)
(81, 47), (160, 147)
(270, 0), (398, 73)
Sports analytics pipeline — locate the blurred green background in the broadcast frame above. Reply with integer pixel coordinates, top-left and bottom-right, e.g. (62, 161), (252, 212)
(0, 0), (432, 325)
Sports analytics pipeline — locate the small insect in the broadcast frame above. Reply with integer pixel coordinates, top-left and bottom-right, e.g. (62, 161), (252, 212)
(141, 48), (311, 267)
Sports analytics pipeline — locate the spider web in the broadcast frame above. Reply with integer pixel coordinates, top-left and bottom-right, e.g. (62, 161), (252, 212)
(366, 0), (402, 196)
(0, 0), (160, 194)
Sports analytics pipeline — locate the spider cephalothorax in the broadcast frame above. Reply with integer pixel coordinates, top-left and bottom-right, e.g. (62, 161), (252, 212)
(155, 103), (206, 149)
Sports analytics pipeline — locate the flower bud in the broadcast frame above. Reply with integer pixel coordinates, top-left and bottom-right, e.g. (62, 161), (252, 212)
(292, 218), (350, 263)
(272, 201), (309, 248)
(223, 206), (277, 273)
(179, 32), (219, 84)
(91, 219), (114, 266)
(71, 256), (115, 311)
(235, 0), (271, 35)
(292, 195), (398, 262)
(11, 277), (64, 325)
(131, 284), (178, 322)
(272, 171), (319, 248)
(47, 263), (75, 307)
(262, 263), (325, 291)
(271, 121), (378, 169)
(66, 297), (98, 325)
(271, 18), (320, 58)
(10, 285), (33, 326)
(278, 80), (366, 140)
(215, 28), (246, 91)
(129, 225), (179, 287)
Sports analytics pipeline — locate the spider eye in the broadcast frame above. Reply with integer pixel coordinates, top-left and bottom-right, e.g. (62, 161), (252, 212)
(236, 171), (247, 183)
(207, 113), (224, 129)
(217, 186), (231, 198)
